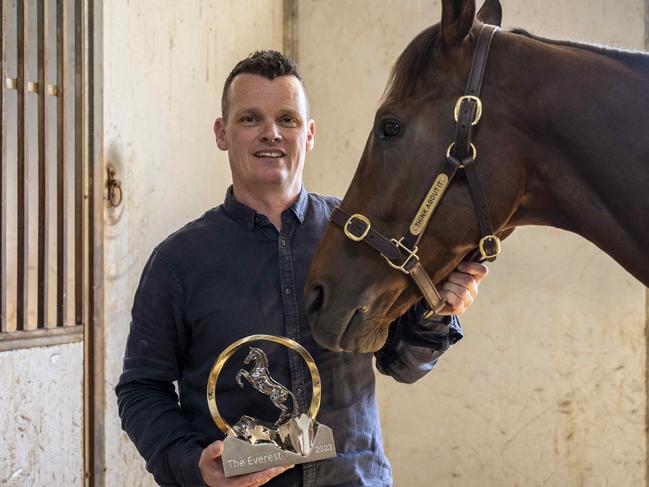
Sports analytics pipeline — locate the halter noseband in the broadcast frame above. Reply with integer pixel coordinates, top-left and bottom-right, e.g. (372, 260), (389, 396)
(331, 24), (501, 317)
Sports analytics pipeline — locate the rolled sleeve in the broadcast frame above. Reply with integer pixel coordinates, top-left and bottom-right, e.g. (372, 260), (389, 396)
(375, 301), (463, 384)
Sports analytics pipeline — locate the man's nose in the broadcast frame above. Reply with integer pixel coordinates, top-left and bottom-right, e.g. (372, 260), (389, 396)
(260, 122), (282, 143)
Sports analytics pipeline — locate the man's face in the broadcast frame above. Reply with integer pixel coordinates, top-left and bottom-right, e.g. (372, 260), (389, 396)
(214, 74), (315, 194)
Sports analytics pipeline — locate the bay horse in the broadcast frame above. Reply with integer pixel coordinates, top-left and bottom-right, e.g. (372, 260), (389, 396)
(304, 0), (649, 353)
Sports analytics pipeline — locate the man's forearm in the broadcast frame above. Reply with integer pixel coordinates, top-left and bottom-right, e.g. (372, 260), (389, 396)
(116, 378), (206, 487)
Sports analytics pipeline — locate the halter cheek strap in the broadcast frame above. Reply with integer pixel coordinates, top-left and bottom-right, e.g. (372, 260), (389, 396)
(331, 24), (501, 317)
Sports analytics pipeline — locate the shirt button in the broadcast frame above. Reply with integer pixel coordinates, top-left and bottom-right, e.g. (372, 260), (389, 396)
(285, 287), (292, 295)
(280, 239), (287, 247)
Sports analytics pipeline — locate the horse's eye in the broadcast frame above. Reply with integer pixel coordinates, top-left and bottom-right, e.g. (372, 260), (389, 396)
(380, 120), (401, 138)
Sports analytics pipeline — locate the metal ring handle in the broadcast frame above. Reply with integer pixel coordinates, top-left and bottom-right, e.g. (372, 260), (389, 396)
(108, 181), (122, 207)
(107, 166), (123, 207)
(206, 334), (322, 434)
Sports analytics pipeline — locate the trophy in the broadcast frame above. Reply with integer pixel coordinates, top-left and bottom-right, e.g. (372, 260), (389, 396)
(206, 334), (337, 477)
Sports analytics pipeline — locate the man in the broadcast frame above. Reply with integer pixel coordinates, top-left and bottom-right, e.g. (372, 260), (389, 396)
(117, 51), (488, 487)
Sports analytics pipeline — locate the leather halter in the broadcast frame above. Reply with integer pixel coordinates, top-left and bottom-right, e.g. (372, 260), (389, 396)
(331, 24), (501, 317)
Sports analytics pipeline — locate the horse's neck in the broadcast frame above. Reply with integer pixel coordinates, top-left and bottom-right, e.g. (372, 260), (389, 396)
(500, 33), (649, 284)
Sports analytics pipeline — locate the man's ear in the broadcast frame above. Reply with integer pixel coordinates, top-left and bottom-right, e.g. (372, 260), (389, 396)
(476, 0), (502, 27)
(441, 0), (476, 46)
(214, 117), (228, 151)
(306, 119), (315, 151)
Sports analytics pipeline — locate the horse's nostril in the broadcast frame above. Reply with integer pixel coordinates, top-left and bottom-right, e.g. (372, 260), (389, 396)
(305, 281), (326, 322)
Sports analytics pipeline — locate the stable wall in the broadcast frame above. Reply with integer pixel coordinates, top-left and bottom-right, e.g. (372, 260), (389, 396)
(298, 1), (647, 486)
(102, 1), (283, 485)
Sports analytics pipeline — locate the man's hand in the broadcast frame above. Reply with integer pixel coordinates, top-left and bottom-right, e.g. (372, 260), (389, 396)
(437, 261), (489, 316)
(199, 440), (293, 487)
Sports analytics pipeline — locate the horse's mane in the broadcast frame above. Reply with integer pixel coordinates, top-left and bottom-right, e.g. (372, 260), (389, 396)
(385, 24), (649, 102)
(510, 28), (649, 73)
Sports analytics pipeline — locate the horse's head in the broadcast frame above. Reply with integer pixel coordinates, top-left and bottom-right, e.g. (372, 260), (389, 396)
(243, 347), (266, 366)
(306, 0), (529, 352)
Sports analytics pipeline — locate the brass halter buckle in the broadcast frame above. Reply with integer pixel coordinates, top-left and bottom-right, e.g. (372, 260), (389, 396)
(381, 237), (419, 274)
(479, 234), (502, 259)
(344, 214), (371, 242)
(453, 95), (483, 125)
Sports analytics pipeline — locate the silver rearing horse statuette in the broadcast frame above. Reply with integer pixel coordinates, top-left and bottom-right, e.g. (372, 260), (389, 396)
(235, 347), (299, 425)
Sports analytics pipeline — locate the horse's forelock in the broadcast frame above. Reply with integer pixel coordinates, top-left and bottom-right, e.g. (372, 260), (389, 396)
(385, 24), (441, 102)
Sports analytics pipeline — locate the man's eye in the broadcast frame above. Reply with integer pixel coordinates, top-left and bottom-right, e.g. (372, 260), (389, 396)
(240, 115), (257, 124)
(380, 120), (401, 138)
(280, 116), (297, 127)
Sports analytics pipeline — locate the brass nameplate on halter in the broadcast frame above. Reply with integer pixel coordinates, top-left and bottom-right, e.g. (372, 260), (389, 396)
(207, 334), (336, 477)
(410, 174), (449, 236)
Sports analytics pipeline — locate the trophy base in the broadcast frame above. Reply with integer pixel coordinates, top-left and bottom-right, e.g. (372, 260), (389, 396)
(221, 423), (336, 477)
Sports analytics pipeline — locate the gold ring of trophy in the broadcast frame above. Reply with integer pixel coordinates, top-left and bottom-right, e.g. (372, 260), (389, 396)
(207, 334), (322, 434)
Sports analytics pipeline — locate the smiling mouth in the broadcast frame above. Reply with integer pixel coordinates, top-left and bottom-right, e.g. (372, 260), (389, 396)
(254, 150), (286, 158)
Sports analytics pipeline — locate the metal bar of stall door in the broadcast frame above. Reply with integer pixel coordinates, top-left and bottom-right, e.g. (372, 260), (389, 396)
(37, 0), (49, 328)
(56, 0), (67, 327)
(0, 0), (7, 333)
(75, 0), (84, 326)
(16, 0), (28, 331)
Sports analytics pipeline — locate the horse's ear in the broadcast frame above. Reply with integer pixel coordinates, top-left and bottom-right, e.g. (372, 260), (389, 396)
(441, 0), (476, 46)
(477, 0), (502, 27)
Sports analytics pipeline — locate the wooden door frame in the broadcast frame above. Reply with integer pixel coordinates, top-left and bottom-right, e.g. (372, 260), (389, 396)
(645, 6), (649, 487)
(84, 0), (105, 485)
(283, 0), (299, 63)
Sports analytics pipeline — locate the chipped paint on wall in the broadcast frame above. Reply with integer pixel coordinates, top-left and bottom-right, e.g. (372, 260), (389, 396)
(0, 343), (83, 485)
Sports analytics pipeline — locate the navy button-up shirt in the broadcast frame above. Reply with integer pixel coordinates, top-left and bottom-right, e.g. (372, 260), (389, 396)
(116, 187), (463, 487)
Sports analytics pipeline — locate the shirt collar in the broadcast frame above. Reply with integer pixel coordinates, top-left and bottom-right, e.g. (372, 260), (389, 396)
(222, 185), (309, 230)
(223, 186), (256, 230)
(289, 186), (309, 224)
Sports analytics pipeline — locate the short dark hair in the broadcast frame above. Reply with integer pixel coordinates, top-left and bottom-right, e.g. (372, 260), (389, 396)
(221, 50), (306, 120)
